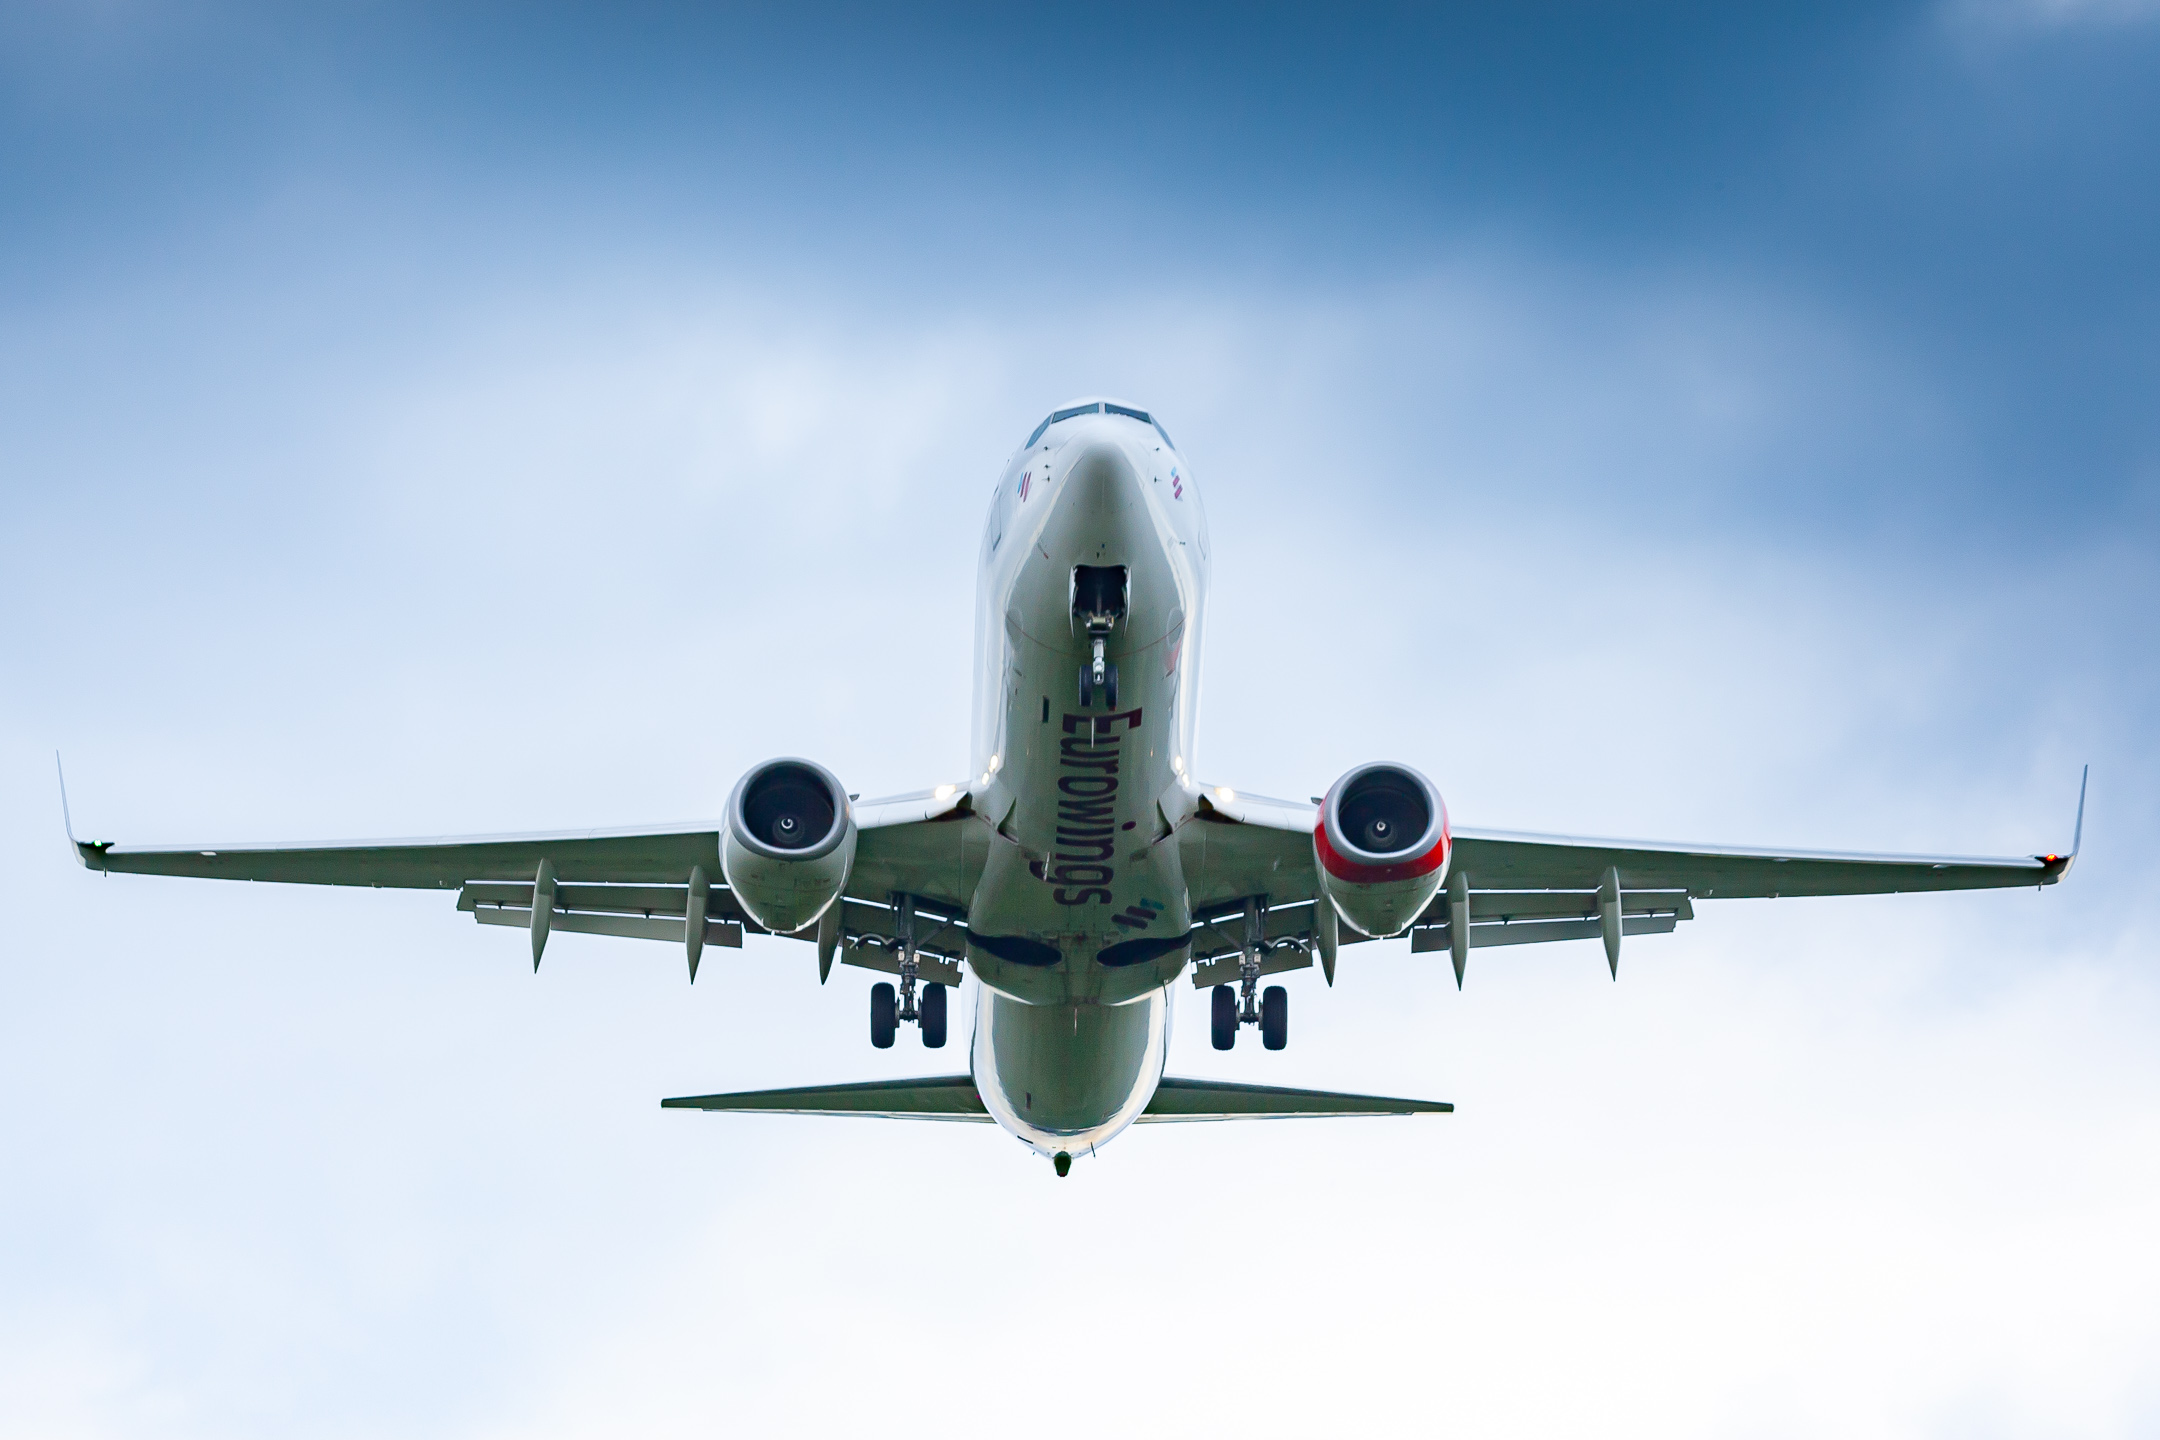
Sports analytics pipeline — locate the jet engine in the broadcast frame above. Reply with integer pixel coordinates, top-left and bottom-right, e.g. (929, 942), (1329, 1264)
(720, 758), (857, 934)
(1314, 762), (1450, 938)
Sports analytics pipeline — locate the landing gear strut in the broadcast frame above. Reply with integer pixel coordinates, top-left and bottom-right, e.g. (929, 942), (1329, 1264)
(1237, 897), (1264, 1026)
(895, 893), (920, 1025)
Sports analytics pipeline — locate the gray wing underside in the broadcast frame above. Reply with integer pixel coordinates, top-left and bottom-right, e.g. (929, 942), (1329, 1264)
(1446, 827), (2070, 898)
(68, 773), (2079, 970)
(1173, 780), (2078, 971)
(70, 789), (989, 961)
(77, 824), (723, 888)
(658, 1075), (1450, 1122)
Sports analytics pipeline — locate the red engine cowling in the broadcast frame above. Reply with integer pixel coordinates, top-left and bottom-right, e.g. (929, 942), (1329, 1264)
(1314, 762), (1450, 938)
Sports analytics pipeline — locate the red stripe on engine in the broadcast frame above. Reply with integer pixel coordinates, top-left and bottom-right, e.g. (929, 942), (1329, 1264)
(1314, 817), (1450, 884)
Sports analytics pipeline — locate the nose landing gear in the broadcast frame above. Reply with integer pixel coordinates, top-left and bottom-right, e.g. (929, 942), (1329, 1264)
(1072, 564), (1126, 709)
(1078, 647), (1120, 710)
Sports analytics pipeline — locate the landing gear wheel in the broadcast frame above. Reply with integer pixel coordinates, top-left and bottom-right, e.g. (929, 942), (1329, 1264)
(1077, 661), (1121, 709)
(920, 982), (948, 1049)
(1211, 984), (1237, 1050)
(1261, 985), (1288, 1050)
(870, 982), (897, 1049)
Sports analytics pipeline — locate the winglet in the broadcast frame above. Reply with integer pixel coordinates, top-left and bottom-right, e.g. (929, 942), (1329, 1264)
(2038, 764), (2088, 882)
(56, 753), (109, 871)
(2072, 763), (2087, 859)
(56, 752), (76, 844)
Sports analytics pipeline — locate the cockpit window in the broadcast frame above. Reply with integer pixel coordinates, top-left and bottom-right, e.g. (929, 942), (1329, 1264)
(1106, 402), (1175, 448)
(1026, 402), (1101, 448)
(1023, 401), (1175, 450)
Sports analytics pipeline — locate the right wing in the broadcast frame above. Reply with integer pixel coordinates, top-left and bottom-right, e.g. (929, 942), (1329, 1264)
(1174, 772), (2082, 981)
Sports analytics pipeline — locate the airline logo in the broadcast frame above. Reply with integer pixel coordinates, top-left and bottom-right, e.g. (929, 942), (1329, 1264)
(1048, 707), (1143, 907)
(1170, 468), (1183, 500)
(1018, 470), (1032, 500)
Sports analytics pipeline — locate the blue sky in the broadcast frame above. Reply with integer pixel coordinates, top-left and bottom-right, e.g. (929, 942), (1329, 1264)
(3, 4), (2157, 1437)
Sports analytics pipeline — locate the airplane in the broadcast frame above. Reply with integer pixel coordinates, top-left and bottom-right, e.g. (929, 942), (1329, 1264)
(64, 396), (2085, 1177)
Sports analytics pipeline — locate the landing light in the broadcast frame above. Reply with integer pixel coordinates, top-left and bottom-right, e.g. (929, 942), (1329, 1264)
(1216, 787), (1236, 802)
(933, 784), (958, 801)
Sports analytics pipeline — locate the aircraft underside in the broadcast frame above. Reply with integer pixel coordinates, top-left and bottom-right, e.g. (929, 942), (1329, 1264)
(64, 396), (2081, 1175)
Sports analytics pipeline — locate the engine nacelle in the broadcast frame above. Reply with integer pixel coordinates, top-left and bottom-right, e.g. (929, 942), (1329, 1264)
(720, 758), (857, 935)
(1314, 762), (1450, 938)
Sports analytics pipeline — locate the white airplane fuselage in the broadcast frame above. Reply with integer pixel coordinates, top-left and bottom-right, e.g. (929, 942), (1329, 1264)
(962, 402), (1211, 1157)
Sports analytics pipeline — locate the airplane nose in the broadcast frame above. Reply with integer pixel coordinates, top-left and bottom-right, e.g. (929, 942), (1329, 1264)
(1054, 438), (1144, 527)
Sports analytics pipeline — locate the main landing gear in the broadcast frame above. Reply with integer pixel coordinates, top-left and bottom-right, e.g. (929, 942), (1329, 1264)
(869, 894), (948, 1050)
(870, 980), (946, 1049)
(1210, 983), (1287, 1051)
(1210, 898), (1290, 1051)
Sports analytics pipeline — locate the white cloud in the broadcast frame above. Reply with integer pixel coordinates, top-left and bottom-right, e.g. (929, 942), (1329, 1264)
(3, 242), (2153, 1438)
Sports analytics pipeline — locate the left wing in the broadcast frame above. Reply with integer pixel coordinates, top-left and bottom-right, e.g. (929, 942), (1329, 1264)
(67, 781), (989, 978)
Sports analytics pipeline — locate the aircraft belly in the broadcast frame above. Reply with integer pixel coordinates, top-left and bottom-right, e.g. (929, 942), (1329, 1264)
(960, 430), (1197, 1157)
(971, 985), (1169, 1155)
(965, 434), (1194, 1004)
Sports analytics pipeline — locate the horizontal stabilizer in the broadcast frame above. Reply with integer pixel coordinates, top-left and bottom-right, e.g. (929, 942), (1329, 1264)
(661, 1075), (993, 1122)
(660, 1075), (1451, 1124)
(1135, 1077), (1451, 1122)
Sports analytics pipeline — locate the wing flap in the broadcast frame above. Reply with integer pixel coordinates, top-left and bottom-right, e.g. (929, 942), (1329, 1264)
(471, 904), (744, 948)
(1410, 911), (1678, 953)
